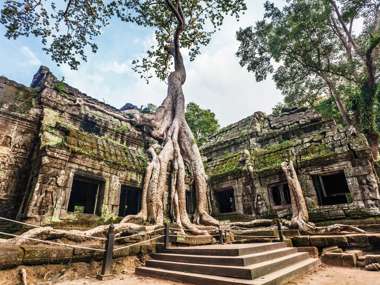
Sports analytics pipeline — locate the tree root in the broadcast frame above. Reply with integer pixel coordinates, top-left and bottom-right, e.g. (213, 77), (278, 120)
(117, 6), (219, 236)
(365, 263), (380, 271)
(279, 160), (366, 235)
(19, 268), (28, 285)
(229, 218), (364, 236)
(5, 1), (220, 245)
(5, 222), (160, 245)
(229, 219), (273, 229)
(284, 219), (365, 235)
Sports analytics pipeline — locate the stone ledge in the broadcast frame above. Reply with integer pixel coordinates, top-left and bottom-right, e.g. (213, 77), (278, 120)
(0, 245), (24, 269)
(292, 233), (380, 250)
(22, 245), (73, 265)
(0, 241), (158, 269)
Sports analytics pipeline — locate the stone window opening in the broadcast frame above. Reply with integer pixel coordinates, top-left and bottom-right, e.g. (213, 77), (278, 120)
(118, 185), (141, 217)
(215, 187), (236, 213)
(312, 171), (351, 206)
(80, 115), (103, 136)
(269, 183), (291, 207)
(67, 175), (104, 215)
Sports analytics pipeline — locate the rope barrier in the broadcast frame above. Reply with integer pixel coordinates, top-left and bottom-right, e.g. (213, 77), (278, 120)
(0, 231), (105, 252)
(113, 235), (164, 252)
(0, 216), (40, 228)
(233, 234), (276, 238)
(114, 227), (164, 241)
(59, 232), (106, 241)
(0, 216), (106, 241)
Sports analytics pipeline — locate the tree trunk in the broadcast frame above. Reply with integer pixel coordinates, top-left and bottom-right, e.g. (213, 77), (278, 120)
(122, 0), (218, 234)
(367, 132), (379, 161)
(281, 160), (364, 234)
(4, 1), (218, 246)
(323, 75), (353, 128)
(281, 161), (310, 229)
(361, 82), (379, 160)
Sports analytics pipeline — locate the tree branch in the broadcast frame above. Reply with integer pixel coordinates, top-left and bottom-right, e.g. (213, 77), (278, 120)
(63, 0), (74, 20)
(165, 0), (186, 76)
(365, 9), (380, 88)
(329, 0), (362, 58)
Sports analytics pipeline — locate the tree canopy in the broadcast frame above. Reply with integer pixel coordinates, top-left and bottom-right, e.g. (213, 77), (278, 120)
(185, 102), (220, 145)
(236, 0), (380, 158)
(1, 0), (246, 80)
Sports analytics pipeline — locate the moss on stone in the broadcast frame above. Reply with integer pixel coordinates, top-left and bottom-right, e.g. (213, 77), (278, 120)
(54, 81), (66, 93)
(251, 139), (334, 173)
(41, 131), (64, 148)
(64, 128), (147, 171)
(206, 152), (243, 182)
(115, 124), (130, 133)
(0, 84), (37, 114)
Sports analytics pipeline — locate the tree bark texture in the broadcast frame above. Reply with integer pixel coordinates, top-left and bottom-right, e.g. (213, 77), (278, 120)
(3, 0), (218, 245)
(281, 160), (365, 234)
(122, 0), (218, 234)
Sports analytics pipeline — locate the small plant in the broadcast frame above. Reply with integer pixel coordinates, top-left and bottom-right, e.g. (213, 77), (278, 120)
(55, 81), (66, 93)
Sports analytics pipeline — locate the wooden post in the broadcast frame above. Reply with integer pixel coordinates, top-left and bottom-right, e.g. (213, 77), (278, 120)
(164, 223), (170, 250)
(97, 224), (115, 280)
(218, 225), (224, 244)
(276, 219), (284, 242)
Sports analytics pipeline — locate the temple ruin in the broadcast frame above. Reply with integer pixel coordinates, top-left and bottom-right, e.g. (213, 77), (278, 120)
(203, 107), (380, 222)
(1, 66), (380, 226)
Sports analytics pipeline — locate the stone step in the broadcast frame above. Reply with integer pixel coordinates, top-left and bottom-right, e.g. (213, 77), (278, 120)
(136, 258), (320, 285)
(251, 258), (320, 285)
(146, 252), (309, 280)
(236, 229), (278, 237)
(249, 252), (309, 278)
(163, 242), (287, 257)
(151, 247), (297, 266)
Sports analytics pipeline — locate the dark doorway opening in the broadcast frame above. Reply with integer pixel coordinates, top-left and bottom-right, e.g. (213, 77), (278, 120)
(269, 183), (291, 207)
(215, 188), (235, 213)
(67, 175), (104, 215)
(118, 185), (141, 217)
(186, 188), (196, 215)
(312, 171), (350, 205)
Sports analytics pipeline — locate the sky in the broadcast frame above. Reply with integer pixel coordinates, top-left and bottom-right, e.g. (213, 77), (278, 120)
(0, 1), (285, 127)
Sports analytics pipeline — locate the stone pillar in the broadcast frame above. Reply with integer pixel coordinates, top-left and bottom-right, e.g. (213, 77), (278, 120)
(109, 175), (121, 216)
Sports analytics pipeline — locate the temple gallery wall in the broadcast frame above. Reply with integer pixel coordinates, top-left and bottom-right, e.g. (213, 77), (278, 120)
(1, 66), (380, 225)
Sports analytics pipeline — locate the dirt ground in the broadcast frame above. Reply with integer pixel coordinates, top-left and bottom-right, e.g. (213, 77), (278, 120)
(285, 265), (380, 285)
(58, 265), (380, 285)
(0, 256), (148, 285)
(1, 261), (380, 285)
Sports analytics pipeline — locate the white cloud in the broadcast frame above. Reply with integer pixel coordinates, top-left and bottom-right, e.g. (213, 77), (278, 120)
(100, 61), (130, 75)
(59, 0), (285, 127)
(20, 46), (41, 66)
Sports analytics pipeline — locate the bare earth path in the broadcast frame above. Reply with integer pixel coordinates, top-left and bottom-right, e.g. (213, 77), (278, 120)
(57, 265), (380, 285)
(56, 274), (189, 285)
(285, 265), (380, 285)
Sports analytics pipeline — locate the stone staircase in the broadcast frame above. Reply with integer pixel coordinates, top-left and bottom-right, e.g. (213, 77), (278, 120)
(136, 242), (319, 285)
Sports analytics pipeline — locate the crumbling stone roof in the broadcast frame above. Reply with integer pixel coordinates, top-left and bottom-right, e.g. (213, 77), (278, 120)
(32, 66), (130, 118)
(1, 67), (149, 174)
(0, 76), (39, 118)
(202, 107), (371, 183)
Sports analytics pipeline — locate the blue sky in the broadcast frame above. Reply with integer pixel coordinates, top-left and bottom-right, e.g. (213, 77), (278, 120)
(0, 1), (284, 127)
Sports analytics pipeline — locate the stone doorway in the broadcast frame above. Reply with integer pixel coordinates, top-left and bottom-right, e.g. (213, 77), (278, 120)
(186, 188), (196, 215)
(67, 175), (104, 215)
(215, 188), (236, 213)
(312, 171), (351, 205)
(118, 185), (141, 217)
(269, 183), (291, 207)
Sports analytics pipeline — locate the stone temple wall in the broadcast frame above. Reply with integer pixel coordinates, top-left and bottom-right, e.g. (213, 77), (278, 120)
(202, 107), (380, 222)
(0, 67), (149, 224)
(0, 77), (40, 218)
(1, 67), (380, 225)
